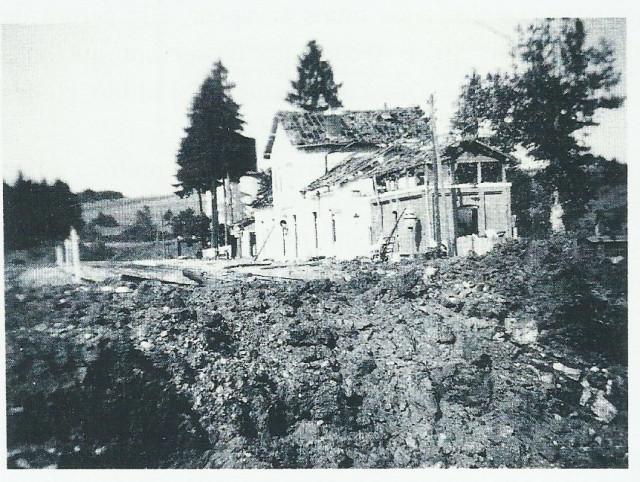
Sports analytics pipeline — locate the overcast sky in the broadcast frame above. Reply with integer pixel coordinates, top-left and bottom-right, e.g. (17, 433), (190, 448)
(1, 1), (628, 197)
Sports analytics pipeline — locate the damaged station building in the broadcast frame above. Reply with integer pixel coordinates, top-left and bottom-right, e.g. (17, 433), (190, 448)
(252, 107), (516, 261)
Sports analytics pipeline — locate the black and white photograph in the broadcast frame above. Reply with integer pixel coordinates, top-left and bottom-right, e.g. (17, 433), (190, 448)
(1, 0), (632, 476)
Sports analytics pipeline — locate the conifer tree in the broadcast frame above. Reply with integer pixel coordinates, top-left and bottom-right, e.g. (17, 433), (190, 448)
(176, 60), (255, 250)
(286, 40), (343, 112)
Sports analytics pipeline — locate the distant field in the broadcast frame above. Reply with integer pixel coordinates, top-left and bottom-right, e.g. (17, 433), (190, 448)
(82, 194), (202, 229)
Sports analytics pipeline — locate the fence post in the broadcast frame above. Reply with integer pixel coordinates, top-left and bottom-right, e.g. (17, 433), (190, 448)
(55, 245), (64, 266)
(70, 227), (81, 283)
(64, 239), (71, 269)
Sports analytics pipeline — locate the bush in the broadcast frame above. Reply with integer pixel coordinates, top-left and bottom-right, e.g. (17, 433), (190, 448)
(171, 208), (210, 240)
(92, 212), (119, 227)
(80, 239), (114, 261)
(121, 206), (156, 242)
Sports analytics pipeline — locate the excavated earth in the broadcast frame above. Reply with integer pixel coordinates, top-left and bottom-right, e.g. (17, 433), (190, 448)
(5, 240), (628, 468)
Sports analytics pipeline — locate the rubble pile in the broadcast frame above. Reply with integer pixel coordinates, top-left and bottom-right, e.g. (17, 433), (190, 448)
(5, 240), (627, 468)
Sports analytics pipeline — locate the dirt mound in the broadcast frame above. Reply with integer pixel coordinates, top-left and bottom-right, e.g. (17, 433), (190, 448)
(5, 284), (209, 469)
(5, 239), (628, 468)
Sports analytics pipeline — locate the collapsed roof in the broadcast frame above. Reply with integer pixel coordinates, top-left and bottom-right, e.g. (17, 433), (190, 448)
(303, 142), (433, 192)
(264, 107), (431, 159)
(303, 139), (514, 192)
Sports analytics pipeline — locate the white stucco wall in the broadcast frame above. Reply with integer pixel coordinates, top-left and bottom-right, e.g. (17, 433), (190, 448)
(254, 122), (379, 261)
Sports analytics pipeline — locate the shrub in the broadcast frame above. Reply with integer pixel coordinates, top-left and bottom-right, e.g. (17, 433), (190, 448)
(80, 239), (114, 261)
(92, 212), (119, 227)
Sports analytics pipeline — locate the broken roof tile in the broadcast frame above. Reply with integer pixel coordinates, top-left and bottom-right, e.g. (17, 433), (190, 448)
(303, 142), (434, 192)
(264, 107), (431, 158)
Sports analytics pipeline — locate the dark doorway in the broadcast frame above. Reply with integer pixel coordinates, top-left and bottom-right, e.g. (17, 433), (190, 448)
(457, 205), (479, 236)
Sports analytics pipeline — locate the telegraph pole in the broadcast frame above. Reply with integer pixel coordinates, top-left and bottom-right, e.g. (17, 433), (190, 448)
(429, 94), (444, 246)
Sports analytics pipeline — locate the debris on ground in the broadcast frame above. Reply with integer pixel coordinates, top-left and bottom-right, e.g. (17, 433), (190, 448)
(5, 236), (628, 468)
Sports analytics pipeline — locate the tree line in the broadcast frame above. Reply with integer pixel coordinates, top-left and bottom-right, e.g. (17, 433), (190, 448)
(3, 174), (84, 250)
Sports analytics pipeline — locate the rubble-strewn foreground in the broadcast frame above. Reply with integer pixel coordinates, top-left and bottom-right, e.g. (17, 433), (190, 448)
(5, 237), (627, 468)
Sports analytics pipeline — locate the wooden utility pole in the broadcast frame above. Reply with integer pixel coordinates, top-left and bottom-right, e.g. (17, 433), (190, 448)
(210, 180), (219, 252)
(429, 94), (444, 245)
(223, 176), (229, 249)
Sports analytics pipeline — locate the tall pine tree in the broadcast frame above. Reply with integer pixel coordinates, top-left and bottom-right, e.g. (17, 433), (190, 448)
(176, 60), (255, 250)
(286, 40), (343, 112)
(451, 19), (623, 231)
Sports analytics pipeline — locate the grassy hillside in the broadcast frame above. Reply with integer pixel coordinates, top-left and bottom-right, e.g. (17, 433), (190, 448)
(82, 194), (202, 229)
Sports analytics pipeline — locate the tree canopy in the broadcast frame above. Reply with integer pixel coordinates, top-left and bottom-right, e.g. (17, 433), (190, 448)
(92, 212), (119, 227)
(121, 205), (156, 241)
(3, 173), (84, 249)
(170, 208), (210, 240)
(286, 40), (343, 112)
(176, 61), (254, 193)
(175, 60), (256, 248)
(451, 18), (624, 231)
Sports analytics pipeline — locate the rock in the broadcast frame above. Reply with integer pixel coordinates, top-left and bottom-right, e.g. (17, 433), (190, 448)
(422, 266), (439, 281)
(389, 268), (421, 297)
(511, 320), (538, 345)
(586, 371), (608, 390)
(437, 324), (456, 344)
(505, 318), (538, 345)
(492, 331), (505, 341)
(443, 296), (460, 309)
(14, 458), (31, 469)
(288, 325), (338, 348)
(34, 323), (48, 332)
(140, 340), (153, 351)
(539, 372), (555, 387)
(354, 318), (373, 331)
(405, 435), (418, 449)
(504, 317), (517, 332)
(579, 387), (593, 406)
(15, 293), (26, 302)
(591, 391), (617, 423)
(552, 362), (582, 381)
(357, 358), (377, 375)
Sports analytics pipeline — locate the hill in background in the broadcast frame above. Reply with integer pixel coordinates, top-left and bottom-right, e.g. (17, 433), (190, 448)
(77, 189), (124, 203)
(82, 194), (201, 233)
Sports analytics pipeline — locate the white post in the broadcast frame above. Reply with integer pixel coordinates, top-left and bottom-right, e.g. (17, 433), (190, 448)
(64, 239), (72, 269)
(55, 245), (64, 266)
(70, 228), (81, 283)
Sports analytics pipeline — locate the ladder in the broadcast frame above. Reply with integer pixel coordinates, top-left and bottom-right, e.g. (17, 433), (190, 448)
(377, 207), (406, 261)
